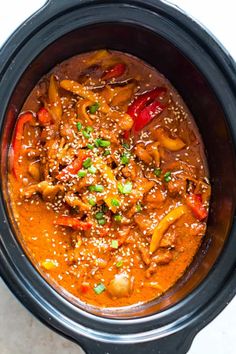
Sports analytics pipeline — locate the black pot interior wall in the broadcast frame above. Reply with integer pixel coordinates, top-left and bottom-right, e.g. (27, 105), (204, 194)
(2, 23), (236, 317)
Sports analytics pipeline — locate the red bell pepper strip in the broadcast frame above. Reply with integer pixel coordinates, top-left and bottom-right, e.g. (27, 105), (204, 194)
(133, 100), (165, 132)
(12, 112), (34, 179)
(186, 193), (208, 221)
(124, 87), (167, 138)
(55, 216), (92, 230)
(127, 87), (165, 118)
(38, 107), (52, 125)
(56, 151), (87, 181)
(80, 283), (90, 294)
(102, 63), (126, 80)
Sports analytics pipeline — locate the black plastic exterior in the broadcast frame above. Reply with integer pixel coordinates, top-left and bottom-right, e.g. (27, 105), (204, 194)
(0, 1), (236, 353)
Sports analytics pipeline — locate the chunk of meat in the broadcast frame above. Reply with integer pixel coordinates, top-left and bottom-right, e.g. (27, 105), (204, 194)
(60, 122), (76, 141)
(146, 142), (161, 167)
(121, 160), (139, 180)
(22, 181), (63, 201)
(100, 128), (120, 145)
(138, 245), (151, 265)
(152, 249), (173, 264)
(64, 192), (91, 211)
(108, 272), (134, 298)
(40, 124), (57, 142)
(160, 232), (176, 248)
(133, 178), (155, 197)
(144, 188), (166, 208)
(134, 144), (152, 164)
(134, 213), (153, 235)
(167, 178), (186, 196)
(95, 258), (108, 269)
(145, 250), (173, 278)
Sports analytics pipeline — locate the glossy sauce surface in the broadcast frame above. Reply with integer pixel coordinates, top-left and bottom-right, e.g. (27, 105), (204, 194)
(8, 50), (211, 308)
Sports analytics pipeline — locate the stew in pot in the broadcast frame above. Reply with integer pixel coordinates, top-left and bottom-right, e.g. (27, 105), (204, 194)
(8, 50), (211, 308)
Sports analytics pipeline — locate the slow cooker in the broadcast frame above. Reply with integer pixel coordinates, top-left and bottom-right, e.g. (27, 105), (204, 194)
(0, 1), (236, 353)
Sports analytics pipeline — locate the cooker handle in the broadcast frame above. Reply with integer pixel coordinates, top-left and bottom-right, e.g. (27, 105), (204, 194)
(81, 329), (196, 354)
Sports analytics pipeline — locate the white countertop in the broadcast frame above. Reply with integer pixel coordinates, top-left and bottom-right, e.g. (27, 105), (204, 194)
(0, 1), (236, 353)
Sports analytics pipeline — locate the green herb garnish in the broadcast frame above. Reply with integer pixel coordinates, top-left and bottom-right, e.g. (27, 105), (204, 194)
(95, 138), (111, 148)
(122, 143), (130, 150)
(121, 153), (130, 165)
(77, 170), (87, 178)
(85, 126), (93, 133)
(88, 198), (96, 206)
(83, 158), (92, 169)
(95, 212), (104, 220)
(154, 168), (162, 177)
(118, 181), (132, 194)
(98, 218), (106, 225)
(102, 204), (109, 213)
(88, 166), (97, 174)
(116, 260), (123, 268)
(111, 199), (120, 207)
(114, 214), (122, 222)
(82, 130), (90, 139)
(87, 143), (94, 150)
(164, 171), (172, 182)
(77, 122), (82, 131)
(88, 184), (104, 193)
(89, 102), (100, 114)
(136, 203), (142, 212)
(94, 283), (106, 294)
(111, 240), (119, 249)
(103, 149), (111, 156)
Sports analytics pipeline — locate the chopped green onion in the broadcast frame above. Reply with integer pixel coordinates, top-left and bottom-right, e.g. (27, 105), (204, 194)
(114, 214), (122, 222)
(77, 122), (82, 131)
(102, 204), (109, 213)
(98, 218), (106, 225)
(136, 203), (142, 212)
(88, 198), (96, 206)
(94, 283), (106, 294)
(116, 260), (123, 268)
(103, 149), (111, 156)
(111, 198), (120, 207)
(85, 126), (93, 133)
(118, 181), (133, 194)
(121, 153), (130, 165)
(122, 143), (130, 150)
(77, 170), (87, 178)
(87, 143), (94, 150)
(111, 240), (119, 249)
(100, 140), (110, 147)
(95, 138), (111, 148)
(83, 158), (92, 169)
(95, 212), (104, 220)
(154, 168), (162, 177)
(164, 171), (172, 182)
(88, 166), (97, 174)
(82, 130), (90, 139)
(88, 184), (104, 193)
(89, 102), (100, 114)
